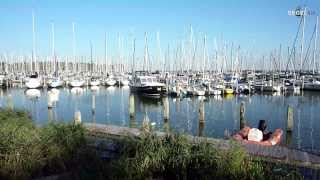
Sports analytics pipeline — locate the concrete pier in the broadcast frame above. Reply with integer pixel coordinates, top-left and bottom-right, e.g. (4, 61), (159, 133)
(85, 123), (320, 169)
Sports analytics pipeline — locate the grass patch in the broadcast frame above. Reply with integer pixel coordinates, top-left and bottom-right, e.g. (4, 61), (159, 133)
(0, 109), (88, 179)
(109, 133), (303, 179)
(0, 109), (303, 179)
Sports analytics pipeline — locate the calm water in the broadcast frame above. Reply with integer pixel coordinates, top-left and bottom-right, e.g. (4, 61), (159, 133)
(0, 86), (320, 154)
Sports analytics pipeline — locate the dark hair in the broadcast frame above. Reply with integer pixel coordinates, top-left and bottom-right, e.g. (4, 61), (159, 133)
(258, 120), (267, 131)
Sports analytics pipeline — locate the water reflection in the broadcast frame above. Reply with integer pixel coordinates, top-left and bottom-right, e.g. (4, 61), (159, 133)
(25, 89), (41, 99)
(71, 87), (84, 96)
(0, 87), (319, 154)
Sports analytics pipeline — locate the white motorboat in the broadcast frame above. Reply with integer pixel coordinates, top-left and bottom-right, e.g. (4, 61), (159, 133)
(105, 78), (117, 86)
(25, 74), (42, 89)
(48, 78), (63, 88)
(69, 79), (85, 87)
(89, 78), (101, 86)
(120, 79), (130, 86)
(129, 72), (165, 96)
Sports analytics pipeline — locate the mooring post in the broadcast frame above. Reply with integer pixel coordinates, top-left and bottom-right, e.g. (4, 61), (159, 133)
(92, 94), (96, 113)
(240, 102), (245, 129)
(129, 94), (135, 118)
(287, 106), (294, 132)
(47, 92), (54, 109)
(48, 107), (53, 122)
(163, 96), (169, 121)
(74, 110), (81, 124)
(142, 112), (150, 133)
(286, 106), (294, 145)
(198, 120), (205, 137)
(199, 99), (205, 123)
(7, 94), (13, 111)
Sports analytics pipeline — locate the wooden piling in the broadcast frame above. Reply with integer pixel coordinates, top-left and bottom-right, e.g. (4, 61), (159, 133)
(199, 99), (205, 123)
(129, 94), (135, 118)
(7, 94), (13, 111)
(47, 92), (54, 108)
(287, 106), (294, 132)
(74, 110), (81, 124)
(92, 94), (96, 113)
(240, 102), (245, 129)
(198, 121), (205, 137)
(142, 112), (150, 133)
(48, 108), (53, 122)
(163, 97), (169, 121)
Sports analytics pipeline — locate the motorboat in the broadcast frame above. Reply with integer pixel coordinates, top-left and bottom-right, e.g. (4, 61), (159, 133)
(129, 71), (165, 96)
(48, 78), (63, 88)
(69, 78), (85, 87)
(89, 77), (101, 86)
(25, 74), (42, 89)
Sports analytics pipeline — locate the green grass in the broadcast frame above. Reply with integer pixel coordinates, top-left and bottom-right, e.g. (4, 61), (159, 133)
(109, 133), (303, 179)
(0, 109), (303, 179)
(0, 109), (87, 179)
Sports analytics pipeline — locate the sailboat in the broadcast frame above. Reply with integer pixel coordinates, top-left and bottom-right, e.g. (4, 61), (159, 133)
(26, 11), (42, 89)
(89, 41), (101, 86)
(69, 23), (85, 88)
(48, 22), (63, 88)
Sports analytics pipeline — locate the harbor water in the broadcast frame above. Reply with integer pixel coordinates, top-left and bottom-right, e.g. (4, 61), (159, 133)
(0, 86), (320, 155)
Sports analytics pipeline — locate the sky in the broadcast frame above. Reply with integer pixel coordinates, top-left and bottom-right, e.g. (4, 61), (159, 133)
(0, 0), (319, 61)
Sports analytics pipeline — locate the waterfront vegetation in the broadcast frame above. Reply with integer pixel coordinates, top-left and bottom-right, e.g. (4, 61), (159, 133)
(0, 109), (302, 179)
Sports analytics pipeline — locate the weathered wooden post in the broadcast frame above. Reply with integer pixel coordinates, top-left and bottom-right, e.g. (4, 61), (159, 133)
(198, 99), (205, 136)
(92, 93), (96, 113)
(199, 99), (205, 123)
(129, 94), (136, 128)
(7, 94), (13, 111)
(74, 110), (81, 124)
(142, 112), (150, 133)
(47, 92), (54, 109)
(198, 121), (205, 137)
(286, 106), (294, 145)
(287, 106), (294, 131)
(48, 108), (53, 122)
(129, 94), (135, 118)
(240, 102), (246, 129)
(163, 97), (169, 121)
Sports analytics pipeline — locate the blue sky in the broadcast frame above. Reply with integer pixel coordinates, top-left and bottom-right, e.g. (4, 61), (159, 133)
(0, 0), (319, 59)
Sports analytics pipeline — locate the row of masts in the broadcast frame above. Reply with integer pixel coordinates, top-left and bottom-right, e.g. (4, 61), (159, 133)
(0, 9), (319, 76)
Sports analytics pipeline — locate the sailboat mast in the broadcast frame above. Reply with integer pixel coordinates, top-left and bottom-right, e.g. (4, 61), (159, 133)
(51, 21), (56, 74)
(156, 31), (162, 73)
(72, 22), (76, 73)
(90, 41), (93, 76)
(203, 34), (206, 74)
(32, 10), (36, 73)
(132, 37), (136, 73)
(104, 32), (108, 73)
(313, 16), (318, 74)
(300, 7), (307, 72)
(143, 32), (148, 72)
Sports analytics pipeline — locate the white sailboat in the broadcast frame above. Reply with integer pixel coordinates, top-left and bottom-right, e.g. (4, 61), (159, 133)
(26, 11), (42, 89)
(48, 22), (63, 88)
